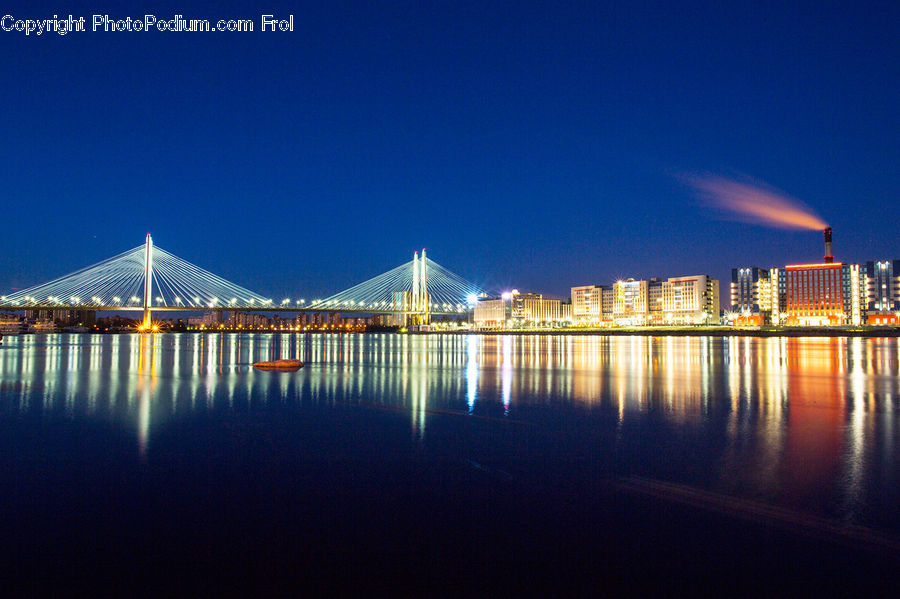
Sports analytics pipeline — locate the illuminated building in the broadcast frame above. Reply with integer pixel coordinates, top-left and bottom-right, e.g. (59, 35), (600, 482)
(570, 285), (606, 322)
(520, 294), (562, 324)
(661, 275), (720, 324)
(572, 276), (720, 326)
(188, 311), (224, 328)
(473, 296), (507, 328)
(734, 230), (872, 326)
(226, 311), (270, 329)
(601, 286), (615, 315)
(783, 262), (865, 326)
(785, 262), (844, 325)
(611, 279), (649, 325)
(648, 279), (664, 323)
(560, 302), (572, 322)
(0, 314), (24, 333)
(865, 260), (900, 325)
(769, 267), (787, 325)
(731, 267), (772, 325)
(25, 309), (96, 327)
(28, 319), (57, 333)
(474, 290), (566, 328)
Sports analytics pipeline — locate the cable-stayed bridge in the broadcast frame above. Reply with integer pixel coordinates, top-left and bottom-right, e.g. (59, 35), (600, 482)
(0, 235), (485, 328)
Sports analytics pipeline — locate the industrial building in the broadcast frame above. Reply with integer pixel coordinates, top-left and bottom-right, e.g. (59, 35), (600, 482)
(730, 228), (898, 326)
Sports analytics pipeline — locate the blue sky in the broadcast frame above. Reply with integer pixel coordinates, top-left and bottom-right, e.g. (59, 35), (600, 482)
(1, 1), (897, 300)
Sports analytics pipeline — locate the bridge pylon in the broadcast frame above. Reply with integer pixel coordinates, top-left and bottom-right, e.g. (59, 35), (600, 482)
(141, 233), (153, 330)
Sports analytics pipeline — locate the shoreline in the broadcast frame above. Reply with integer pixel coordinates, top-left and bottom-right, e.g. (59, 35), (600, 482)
(2, 327), (900, 338)
(420, 326), (900, 338)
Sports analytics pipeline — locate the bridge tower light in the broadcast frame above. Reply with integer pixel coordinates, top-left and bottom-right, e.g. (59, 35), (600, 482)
(142, 233), (154, 329)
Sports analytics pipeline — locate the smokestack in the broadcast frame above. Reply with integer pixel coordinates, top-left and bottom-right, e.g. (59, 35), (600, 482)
(824, 227), (833, 263)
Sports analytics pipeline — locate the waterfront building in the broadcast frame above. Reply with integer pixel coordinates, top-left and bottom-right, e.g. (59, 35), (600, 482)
(226, 311), (270, 329)
(731, 267), (772, 325)
(570, 285), (605, 322)
(782, 262), (865, 326)
(611, 279), (649, 325)
(0, 314), (24, 334)
(520, 294), (562, 325)
(28, 319), (57, 333)
(784, 262), (842, 326)
(865, 260), (900, 325)
(473, 296), (507, 328)
(769, 267), (787, 325)
(661, 275), (720, 325)
(190, 311), (224, 328)
(474, 290), (566, 328)
(730, 262), (873, 327)
(572, 275), (719, 326)
(601, 286), (615, 316)
(23, 309), (96, 326)
(648, 279), (664, 324)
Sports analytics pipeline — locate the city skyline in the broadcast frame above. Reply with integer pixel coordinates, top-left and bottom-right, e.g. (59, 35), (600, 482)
(1, 1), (897, 300)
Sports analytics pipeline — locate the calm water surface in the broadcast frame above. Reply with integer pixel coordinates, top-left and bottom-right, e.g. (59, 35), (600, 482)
(1, 332), (899, 590)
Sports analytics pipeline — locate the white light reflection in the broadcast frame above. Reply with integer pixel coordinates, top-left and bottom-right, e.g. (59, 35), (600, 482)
(0, 330), (898, 519)
(501, 335), (512, 414)
(466, 335), (478, 413)
(843, 337), (867, 521)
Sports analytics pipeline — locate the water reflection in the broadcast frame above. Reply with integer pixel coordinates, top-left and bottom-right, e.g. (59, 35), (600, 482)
(1, 332), (899, 527)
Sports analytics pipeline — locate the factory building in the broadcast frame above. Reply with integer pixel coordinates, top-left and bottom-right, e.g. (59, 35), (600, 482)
(784, 262), (845, 325)
(780, 229), (866, 326)
(733, 229), (875, 326)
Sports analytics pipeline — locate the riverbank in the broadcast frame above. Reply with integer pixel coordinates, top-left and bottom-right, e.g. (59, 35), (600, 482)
(422, 326), (900, 337)
(3, 326), (900, 338)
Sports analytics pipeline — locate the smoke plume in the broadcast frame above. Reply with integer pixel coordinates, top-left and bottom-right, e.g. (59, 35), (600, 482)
(684, 173), (827, 230)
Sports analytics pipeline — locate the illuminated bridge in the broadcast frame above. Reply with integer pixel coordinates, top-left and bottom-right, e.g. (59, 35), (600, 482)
(0, 235), (486, 328)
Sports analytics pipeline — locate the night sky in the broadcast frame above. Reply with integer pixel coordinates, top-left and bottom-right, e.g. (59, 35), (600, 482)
(2, 1), (897, 303)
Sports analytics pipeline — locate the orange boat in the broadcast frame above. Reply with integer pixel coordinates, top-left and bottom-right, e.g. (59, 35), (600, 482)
(253, 359), (304, 371)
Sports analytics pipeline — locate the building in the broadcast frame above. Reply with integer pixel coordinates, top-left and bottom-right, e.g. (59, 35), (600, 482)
(784, 262), (844, 326)
(731, 267), (772, 325)
(601, 286), (615, 316)
(661, 275), (720, 325)
(560, 302), (573, 323)
(865, 260), (900, 325)
(519, 294), (562, 324)
(0, 313), (24, 334)
(571, 275), (720, 326)
(611, 279), (649, 325)
(732, 262), (871, 327)
(782, 262), (864, 326)
(570, 285), (605, 322)
(732, 230), (874, 327)
(769, 267), (787, 325)
(648, 279), (664, 323)
(226, 311), (270, 329)
(474, 290), (566, 328)
(473, 296), (507, 328)
(188, 311), (225, 328)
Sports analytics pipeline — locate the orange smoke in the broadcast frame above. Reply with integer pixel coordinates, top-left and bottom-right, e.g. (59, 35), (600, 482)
(684, 173), (827, 230)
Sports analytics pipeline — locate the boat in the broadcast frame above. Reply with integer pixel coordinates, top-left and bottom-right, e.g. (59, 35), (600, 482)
(253, 359), (304, 371)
